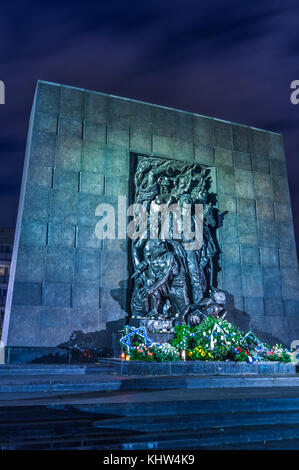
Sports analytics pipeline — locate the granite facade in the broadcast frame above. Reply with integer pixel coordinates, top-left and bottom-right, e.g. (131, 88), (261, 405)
(2, 81), (299, 350)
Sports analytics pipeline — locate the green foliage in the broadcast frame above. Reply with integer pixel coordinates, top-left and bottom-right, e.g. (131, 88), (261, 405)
(120, 319), (293, 363)
(151, 343), (180, 362)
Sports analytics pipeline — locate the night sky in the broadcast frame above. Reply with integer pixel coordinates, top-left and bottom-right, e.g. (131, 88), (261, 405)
(1, 0), (299, 247)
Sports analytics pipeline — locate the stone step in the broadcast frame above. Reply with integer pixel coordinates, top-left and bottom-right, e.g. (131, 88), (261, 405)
(0, 363), (114, 376)
(1, 389), (299, 450)
(74, 396), (299, 417)
(93, 410), (299, 432)
(0, 374), (298, 394)
(3, 422), (299, 450)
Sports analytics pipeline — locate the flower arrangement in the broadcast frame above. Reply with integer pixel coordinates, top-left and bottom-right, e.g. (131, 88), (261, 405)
(120, 316), (293, 363)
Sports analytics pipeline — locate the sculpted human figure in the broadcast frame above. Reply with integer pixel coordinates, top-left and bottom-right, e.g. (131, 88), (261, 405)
(131, 240), (190, 320)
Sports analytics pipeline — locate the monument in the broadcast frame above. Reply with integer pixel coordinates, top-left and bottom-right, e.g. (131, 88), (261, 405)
(2, 80), (299, 361)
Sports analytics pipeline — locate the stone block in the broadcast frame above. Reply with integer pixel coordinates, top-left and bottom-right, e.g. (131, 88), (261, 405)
(46, 246), (75, 283)
(284, 299), (299, 317)
(253, 172), (273, 199)
(258, 220), (278, 247)
(81, 142), (105, 173)
(105, 147), (129, 177)
(48, 223), (76, 248)
(213, 120), (232, 149)
(33, 112), (58, 135)
(221, 243), (240, 264)
(72, 285), (100, 308)
(277, 221), (296, 250)
(54, 169), (79, 192)
(242, 265), (263, 297)
(274, 203), (292, 221)
(235, 169), (255, 199)
(268, 133), (285, 160)
(252, 155), (269, 173)
(238, 215), (258, 245)
(262, 266), (282, 298)
(217, 166), (235, 195)
(252, 129), (268, 156)
(256, 200), (274, 220)
(270, 159), (287, 177)
(152, 134), (174, 156)
(234, 152), (252, 171)
(272, 176), (290, 203)
(30, 132), (56, 167)
(39, 307), (70, 346)
(237, 198), (256, 219)
(109, 97), (131, 127)
(60, 86), (85, 119)
(233, 295), (244, 312)
(264, 298), (284, 317)
(130, 102), (152, 152)
(244, 296), (264, 316)
(85, 92), (108, 124)
(35, 82), (60, 115)
(102, 251), (127, 288)
(75, 248), (101, 284)
(173, 137), (194, 160)
(172, 112), (194, 158)
(50, 189), (78, 225)
(280, 268), (299, 299)
(194, 144), (214, 165)
(153, 107), (175, 138)
(83, 122), (107, 145)
(107, 122), (130, 147)
(193, 115), (213, 146)
(241, 245), (260, 265)
(279, 248), (296, 268)
(13, 282), (42, 306)
(103, 238), (127, 252)
(78, 193), (108, 226)
(56, 135), (82, 171)
(15, 245), (46, 283)
(105, 176), (128, 197)
(260, 247), (279, 266)
(100, 288), (127, 322)
(130, 127), (152, 152)
(19, 219), (47, 247)
(59, 117), (83, 138)
(218, 195), (236, 213)
(7, 306), (41, 346)
(80, 172), (104, 196)
(220, 212), (239, 243)
(23, 186), (51, 222)
(232, 125), (252, 153)
(70, 306), (100, 332)
(77, 224), (102, 250)
(223, 263), (242, 295)
(43, 282), (71, 307)
(214, 147), (233, 167)
(27, 165), (53, 188)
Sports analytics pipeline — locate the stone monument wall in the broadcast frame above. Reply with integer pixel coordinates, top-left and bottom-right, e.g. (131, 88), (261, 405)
(2, 80), (299, 353)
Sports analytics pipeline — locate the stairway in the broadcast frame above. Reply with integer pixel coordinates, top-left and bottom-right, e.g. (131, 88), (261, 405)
(1, 389), (299, 449)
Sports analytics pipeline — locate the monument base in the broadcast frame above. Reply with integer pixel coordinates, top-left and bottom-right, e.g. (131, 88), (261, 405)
(104, 358), (296, 376)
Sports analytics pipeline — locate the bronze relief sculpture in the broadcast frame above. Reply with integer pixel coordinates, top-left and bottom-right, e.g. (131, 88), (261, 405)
(130, 156), (226, 330)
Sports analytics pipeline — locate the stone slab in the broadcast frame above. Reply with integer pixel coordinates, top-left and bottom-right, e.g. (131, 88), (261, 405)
(106, 358), (296, 376)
